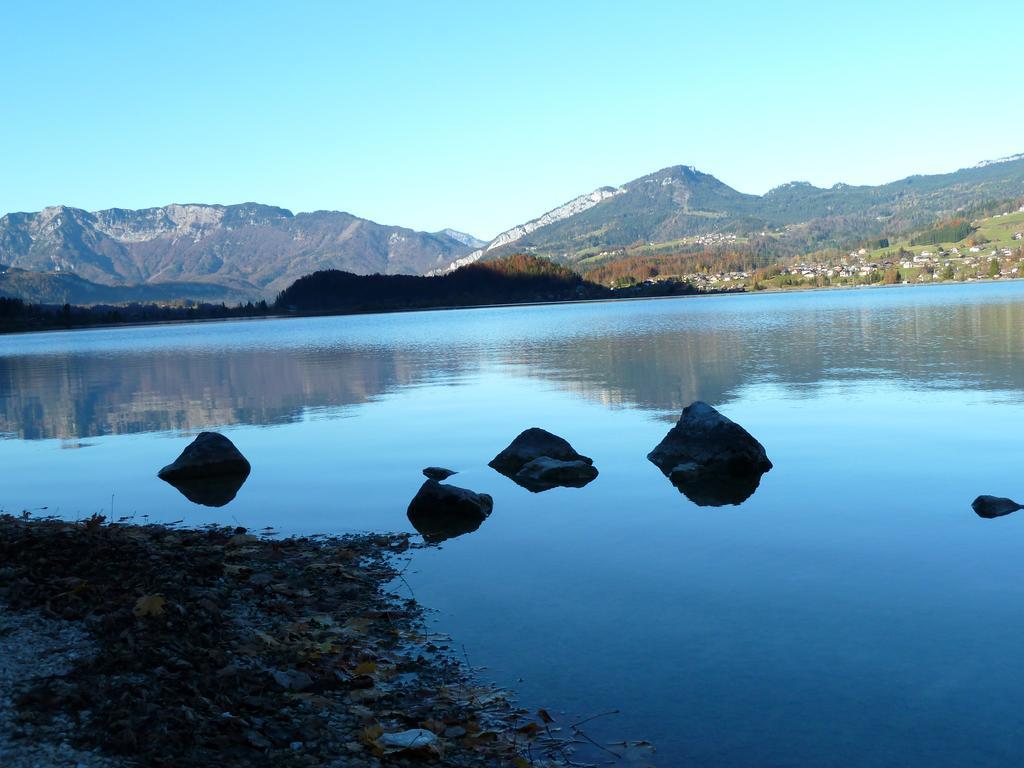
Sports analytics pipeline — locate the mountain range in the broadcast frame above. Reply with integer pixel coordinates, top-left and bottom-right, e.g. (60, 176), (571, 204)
(2, 153), (1023, 304)
(442, 153), (1024, 272)
(0, 203), (479, 303)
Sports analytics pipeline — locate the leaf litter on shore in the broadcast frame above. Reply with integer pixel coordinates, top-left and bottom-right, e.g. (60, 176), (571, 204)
(0, 513), (654, 767)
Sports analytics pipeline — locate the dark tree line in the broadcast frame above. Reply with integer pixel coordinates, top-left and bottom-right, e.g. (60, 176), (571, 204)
(910, 218), (974, 246)
(275, 254), (609, 313)
(0, 298), (272, 334)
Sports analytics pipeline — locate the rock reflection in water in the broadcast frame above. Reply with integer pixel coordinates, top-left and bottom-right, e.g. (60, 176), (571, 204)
(502, 457), (599, 493)
(407, 507), (487, 544)
(161, 472), (250, 508)
(664, 462), (767, 507)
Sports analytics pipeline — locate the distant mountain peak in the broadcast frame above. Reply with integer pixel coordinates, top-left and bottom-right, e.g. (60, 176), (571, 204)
(633, 164), (705, 184)
(973, 152), (1024, 169)
(767, 181), (817, 194)
(437, 228), (486, 249)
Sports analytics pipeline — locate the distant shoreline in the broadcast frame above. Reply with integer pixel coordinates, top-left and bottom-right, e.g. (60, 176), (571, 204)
(2, 276), (1022, 338)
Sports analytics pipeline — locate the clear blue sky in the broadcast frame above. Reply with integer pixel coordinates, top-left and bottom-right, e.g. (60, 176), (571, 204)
(4, 0), (1022, 239)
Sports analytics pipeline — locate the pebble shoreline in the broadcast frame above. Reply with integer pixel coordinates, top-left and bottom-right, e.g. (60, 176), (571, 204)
(0, 607), (125, 768)
(0, 515), (561, 767)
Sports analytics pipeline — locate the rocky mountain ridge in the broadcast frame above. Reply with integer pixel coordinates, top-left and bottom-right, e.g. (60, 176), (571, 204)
(437, 229), (486, 249)
(438, 153), (1024, 271)
(4, 152), (1023, 305)
(0, 203), (478, 301)
(433, 187), (625, 275)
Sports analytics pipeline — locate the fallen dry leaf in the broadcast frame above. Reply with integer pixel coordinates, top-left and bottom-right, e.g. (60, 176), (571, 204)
(360, 724), (383, 745)
(353, 661), (377, 676)
(132, 594), (166, 618)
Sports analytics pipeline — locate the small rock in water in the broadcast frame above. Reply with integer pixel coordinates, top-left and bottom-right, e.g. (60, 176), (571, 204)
(407, 479), (493, 543)
(972, 495), (1023, 519)
(489, 428), (596, 491)
(489, 427), (593, 475)
(422, 466), (457, 480)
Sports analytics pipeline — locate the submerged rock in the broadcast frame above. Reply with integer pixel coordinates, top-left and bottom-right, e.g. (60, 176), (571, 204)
(407, 479), (493, 544)
(422, 466), (457, 480)
(158, 432), (251, 481)
(514, 456), (599, 492)
(972, 495), (1023, 519)
(648, 402), (771, 507)
(489, 428), (593, 475)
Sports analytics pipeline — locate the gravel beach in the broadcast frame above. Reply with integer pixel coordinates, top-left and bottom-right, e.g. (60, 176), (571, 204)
(0, 514), (562, 767)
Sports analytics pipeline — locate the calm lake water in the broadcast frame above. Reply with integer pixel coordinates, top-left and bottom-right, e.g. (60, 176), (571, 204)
(4, 282), (1024, 766)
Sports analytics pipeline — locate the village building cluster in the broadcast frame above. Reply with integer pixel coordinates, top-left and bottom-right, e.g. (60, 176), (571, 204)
(674, 242), (1024, 290)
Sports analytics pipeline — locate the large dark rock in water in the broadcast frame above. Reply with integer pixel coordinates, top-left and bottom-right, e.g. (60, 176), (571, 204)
(649, 402), (772, 475)
(158, 432), (251, 507)
(407, 479), (493, 544)
(158, 432), (251, 481)
(648, 402), (771, 507)
(514, 457), (599, 492)
(972, 495), (1023, 519)
(489, 428), (595, 491)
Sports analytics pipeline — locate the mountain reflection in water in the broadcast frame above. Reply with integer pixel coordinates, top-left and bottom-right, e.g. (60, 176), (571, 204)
(2, 285), (1024, 442)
